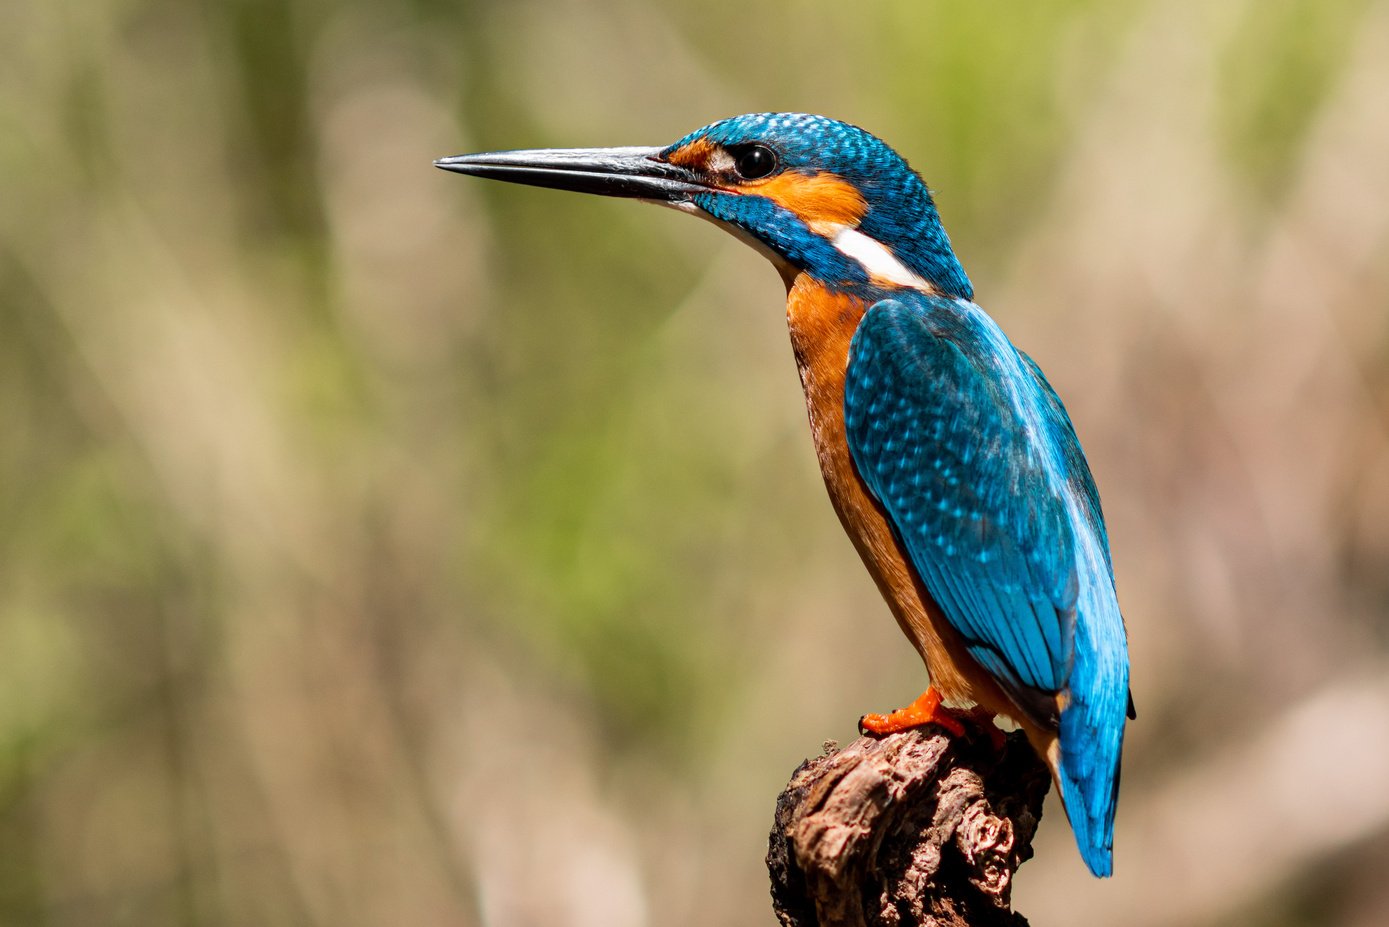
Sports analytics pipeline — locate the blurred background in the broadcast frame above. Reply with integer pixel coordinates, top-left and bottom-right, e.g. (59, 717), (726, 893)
(3, 0), (1389, 924)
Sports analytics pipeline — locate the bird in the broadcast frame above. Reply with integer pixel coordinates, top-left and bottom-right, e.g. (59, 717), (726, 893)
(436, 113), (1132, 877)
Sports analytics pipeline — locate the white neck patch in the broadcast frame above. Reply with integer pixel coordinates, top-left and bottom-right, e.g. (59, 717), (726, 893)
(826, 225), (935, 291)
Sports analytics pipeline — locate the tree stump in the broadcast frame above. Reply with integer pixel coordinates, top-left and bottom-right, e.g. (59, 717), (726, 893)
(767, 727), (1050, 927)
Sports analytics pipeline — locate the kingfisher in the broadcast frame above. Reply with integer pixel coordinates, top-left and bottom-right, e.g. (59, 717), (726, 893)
(437, 113), (1132, 877)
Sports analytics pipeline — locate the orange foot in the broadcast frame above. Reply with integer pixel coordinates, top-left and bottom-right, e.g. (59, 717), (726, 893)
(859, 690), (1009, 751)
(859, 687), (967, 738)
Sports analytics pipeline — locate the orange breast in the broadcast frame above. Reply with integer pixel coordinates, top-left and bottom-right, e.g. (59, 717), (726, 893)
(784, 275), (1016, 713)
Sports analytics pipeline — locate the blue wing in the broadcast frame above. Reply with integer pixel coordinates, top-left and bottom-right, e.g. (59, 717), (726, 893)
(845, 293), (1130, 876)
(844, 295), (1081, 716)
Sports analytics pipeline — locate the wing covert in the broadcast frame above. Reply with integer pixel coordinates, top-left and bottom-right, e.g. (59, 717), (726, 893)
(844, 296), (1080, 705)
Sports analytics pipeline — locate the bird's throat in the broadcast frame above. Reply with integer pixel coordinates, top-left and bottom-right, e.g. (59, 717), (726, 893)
(784, 277), (873, 572)
(785, 276), (867, 419)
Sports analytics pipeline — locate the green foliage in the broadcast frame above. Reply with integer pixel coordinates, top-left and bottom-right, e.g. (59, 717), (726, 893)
(1219, 0), (1373, 206)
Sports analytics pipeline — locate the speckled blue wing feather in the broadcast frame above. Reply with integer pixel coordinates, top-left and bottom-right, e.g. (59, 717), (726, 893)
(844, 297), (1077, 706)
(845, 294), (1129, 877)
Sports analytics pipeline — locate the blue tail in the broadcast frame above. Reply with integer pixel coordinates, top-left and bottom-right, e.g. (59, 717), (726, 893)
(1056, 599), (1129, 877)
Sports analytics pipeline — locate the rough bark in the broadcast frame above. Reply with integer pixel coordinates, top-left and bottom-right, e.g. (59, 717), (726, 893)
(767, 728), (1050, 927)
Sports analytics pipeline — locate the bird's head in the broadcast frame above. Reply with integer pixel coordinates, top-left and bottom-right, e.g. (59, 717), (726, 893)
(437, 113), (972, 300)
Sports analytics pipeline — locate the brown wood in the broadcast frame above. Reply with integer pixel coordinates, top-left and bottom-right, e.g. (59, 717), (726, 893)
(767, 727), (1050, 927)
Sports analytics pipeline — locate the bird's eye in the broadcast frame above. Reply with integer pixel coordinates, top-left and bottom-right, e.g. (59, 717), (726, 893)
(733, 144), (778, 179)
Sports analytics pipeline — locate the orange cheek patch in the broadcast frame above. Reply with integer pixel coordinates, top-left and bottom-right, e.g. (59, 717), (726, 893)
(744, 171), (868, 233)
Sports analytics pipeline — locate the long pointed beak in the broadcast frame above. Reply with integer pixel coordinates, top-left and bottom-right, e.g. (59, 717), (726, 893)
(433, 146), (710, 203)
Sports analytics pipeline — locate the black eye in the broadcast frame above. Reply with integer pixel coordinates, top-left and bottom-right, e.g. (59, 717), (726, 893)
(733, 144), (778, 179)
